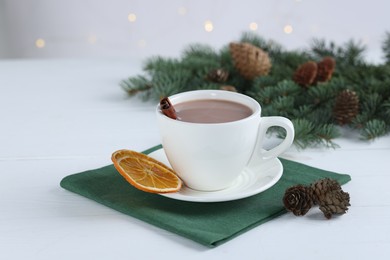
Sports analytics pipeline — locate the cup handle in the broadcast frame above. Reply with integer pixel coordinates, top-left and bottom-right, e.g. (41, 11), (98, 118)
(248, 116), (294, 166)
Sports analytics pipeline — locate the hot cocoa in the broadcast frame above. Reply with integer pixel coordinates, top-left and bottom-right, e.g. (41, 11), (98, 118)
(174, 99), (253, 123)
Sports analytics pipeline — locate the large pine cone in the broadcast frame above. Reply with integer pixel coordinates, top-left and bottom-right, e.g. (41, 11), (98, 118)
(229, 42), (271, 80)
(315, 57), (336, 83)
(333, 89), (359, 125)
(293, 61), (318, 87)
(311, 178), (350, 219)
(283, 185), (314, 216)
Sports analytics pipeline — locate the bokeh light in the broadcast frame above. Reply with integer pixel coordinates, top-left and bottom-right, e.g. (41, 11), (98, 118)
(137, 39), (146, 48)
(87, 34), (97, 44)
(178, 7), (187, 15)
(284, 24), (293, 34)
(204, 20), (214, 32)
(249, 22), (258, 31)
(128, 13), (137, 22)
(35, 38), (45, 48)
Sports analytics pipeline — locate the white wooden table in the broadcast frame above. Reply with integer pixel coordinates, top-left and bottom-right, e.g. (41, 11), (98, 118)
(1, 59), (389, 259)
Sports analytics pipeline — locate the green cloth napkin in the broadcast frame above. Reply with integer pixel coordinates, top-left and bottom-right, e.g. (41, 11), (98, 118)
(60, 145), (351, 247)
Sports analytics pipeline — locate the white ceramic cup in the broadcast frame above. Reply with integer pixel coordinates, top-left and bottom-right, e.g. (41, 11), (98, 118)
(156, 90), (294, 191)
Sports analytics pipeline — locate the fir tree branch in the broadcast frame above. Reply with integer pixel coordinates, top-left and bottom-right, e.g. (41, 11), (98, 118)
(120, 75), (152, 97)
(360, 119), (388, 140)
(339, 40), (366, 66)
(283, 119), (339, 149)
(310, 38), (339, 59)
(120, 31), (390, 148)
(382, 32), (390, 64)
(181, 44), (219, 60)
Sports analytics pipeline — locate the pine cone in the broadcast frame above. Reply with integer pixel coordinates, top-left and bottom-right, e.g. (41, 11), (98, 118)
(293, 61), (318, 87)
(283, 185), (314, 216)
(229, 42), (271, 80)
(333, 89), (359, 125)
(220, 85), (237, 92)
(311, 178), (350, 219)
(319, 191), (351, 219)
(315, 57), (336, 83)
(311, 178), (343, 204)
(283, 178), (350, 219)
(206, 68), (229, 83)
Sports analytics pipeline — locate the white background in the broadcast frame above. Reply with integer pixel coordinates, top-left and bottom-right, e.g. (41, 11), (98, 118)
(1, 0), (389, 63)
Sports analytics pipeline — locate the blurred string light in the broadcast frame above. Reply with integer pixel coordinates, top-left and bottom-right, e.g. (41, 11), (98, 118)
(87, 34), (97, 44)
(35, 38), (45, 48)
(128, 13), (137, 22)
(33, 5), (307, 53)
(310, 25), (319, 33)
(284, 24), (293, 34)
(138, 39), (146, 48)
(249, 22), (258, 31)
(178, 6), (187, 15)
(204, 20), (213, 32)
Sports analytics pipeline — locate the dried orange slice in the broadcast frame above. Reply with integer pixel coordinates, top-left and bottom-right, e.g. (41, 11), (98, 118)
(111, 149), (182, 193)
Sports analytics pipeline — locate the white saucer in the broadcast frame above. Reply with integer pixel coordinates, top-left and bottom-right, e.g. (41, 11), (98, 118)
(148, 148), (283, 203)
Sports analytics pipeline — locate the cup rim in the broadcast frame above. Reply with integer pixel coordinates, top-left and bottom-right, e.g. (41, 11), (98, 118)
(156, 90), (261, 125)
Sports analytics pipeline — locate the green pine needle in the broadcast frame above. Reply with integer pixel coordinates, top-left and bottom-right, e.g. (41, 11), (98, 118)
(382, 32), (390, 64)
(120, 75), (151, 97)
(288, 119), (340, 148)
(360, 119), (388, 140)
(120, 31), (390, 148)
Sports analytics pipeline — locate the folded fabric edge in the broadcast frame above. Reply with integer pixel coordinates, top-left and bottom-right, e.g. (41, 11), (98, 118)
(59, 144), (216, 247)
(143, 144), (163, 155)
(211, 208), (287, 247)
(279, 158), (352, 185)
(59, 178), (214, 247)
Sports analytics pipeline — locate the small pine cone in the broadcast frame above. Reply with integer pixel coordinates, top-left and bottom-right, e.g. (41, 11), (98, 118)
(229, 42), (271, 80)
(319, 191), (350, 219)
(206, 68), (229, 83)
(311, 178), (343, 204)
(333, 89), (359, 125)
(311, 178), (350, 219)
(315, 57), (336, 83)
(283, 185), (314, 216)
(220, 85), (237, 92)
(293, 61), (318, 87)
